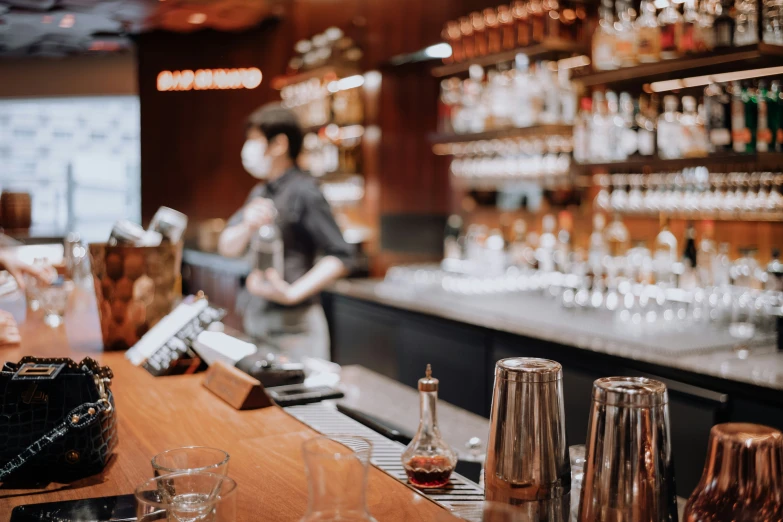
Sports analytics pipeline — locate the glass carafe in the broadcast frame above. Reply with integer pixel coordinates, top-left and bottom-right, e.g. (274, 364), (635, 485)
(302, 436), (376, 522)
(401, 365), (457, 489)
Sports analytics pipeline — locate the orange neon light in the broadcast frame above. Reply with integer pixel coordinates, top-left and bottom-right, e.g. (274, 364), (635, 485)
(157, 68), (263, 92)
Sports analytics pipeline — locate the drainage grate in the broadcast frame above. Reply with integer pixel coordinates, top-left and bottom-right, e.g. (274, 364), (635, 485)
(286, 403), (485, 513)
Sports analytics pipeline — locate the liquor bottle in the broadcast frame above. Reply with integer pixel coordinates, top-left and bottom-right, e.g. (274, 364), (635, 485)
(559, 69), (577, 124)
(659, 1), (684, 59)
(460, 16), (476, 59)
(590, 90), (612, 161)
(742, 82), (758, 153)
(697, 221), (716, 285)
(763, 0), (783, 44)
(485, 8), (502, 54)
(767, 248), (783, 290)
(511, 0), (531, 47)
(592, 0), (618, 71)
(252, 214), (284, 276)
(637, 95), (657, 156)
(606, 91), (628, 160)
(402, 365), (457, 489)
(497, 5), (516, 50)
(619, 92), (639, 157)
(705, 82), (733, 152)
(605, 213), (630, 256)
(731, 81), (750, 153)
(444, 21), (464, 62)
(444, 214), (464, 260)
(758, 80), (773, 152)
(681, 95), (709, 157)
(528, 0), (547, 42)
(472, 11), (488, 56)
(698, 0), (717, 50)
(537, 214), (558, 272)
(511, 56), (537, 128)
(713, 0), (736, 47)
(681, 0), (701, 52)
(770, 81), (782, 151)
(589, 213), (608, 275)
(509, 219), (528, 266)
(735, 0), (759, 44)
(683, 222), (698, 268)
(543, 0), (562, 39)
(713, 242), (732, 285)
(555, 211), (573, 272)
(658, 95), (683, 159)
(636, 0), (662, 62)
(654, 216), (679, 285)
(614, 0), (638, 67)
(574, 97), (592, 162)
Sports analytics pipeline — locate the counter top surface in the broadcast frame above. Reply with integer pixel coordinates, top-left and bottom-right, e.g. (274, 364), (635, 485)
(0, 288), (452, 521)
(328, 279), (783, 392)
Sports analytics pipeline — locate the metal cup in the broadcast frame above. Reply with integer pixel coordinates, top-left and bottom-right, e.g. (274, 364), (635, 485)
(683, 423), (783, 521)
(485, 357), (570, 519)
(578, 377), (678, 522)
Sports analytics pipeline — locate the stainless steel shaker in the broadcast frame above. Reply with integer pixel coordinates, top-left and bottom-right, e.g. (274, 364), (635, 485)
(485, 358), (570, 520)
(578, 377), (678, 522)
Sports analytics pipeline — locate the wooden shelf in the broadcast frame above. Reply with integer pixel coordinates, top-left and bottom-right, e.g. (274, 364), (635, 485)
(574, 43), (783, 87)
(271, 65), (361, 90)
(430, 125), (573, 145)
(573, 152), (783, 172)
(614, 210), (783, 222)
(431, 39), (589, 78)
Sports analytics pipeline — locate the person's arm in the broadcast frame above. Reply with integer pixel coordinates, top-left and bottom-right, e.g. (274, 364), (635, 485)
(0, 250), (54, 290)
(245, 184), (353, 305)
(218, 190), (274, 258)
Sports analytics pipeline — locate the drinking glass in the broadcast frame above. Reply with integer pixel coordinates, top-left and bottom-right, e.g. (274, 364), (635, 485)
(152, 447), (230, 477)
(302, 435), (376, 522)
(39, 279), (73, 328)
(444, 501), (535, 521)
(135, 471), (236, 522)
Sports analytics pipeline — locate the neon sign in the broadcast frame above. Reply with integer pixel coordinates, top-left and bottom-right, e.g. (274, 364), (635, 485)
(157, 68), (262, 92)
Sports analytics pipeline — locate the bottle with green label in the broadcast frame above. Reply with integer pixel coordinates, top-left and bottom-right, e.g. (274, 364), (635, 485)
(742, 82), (758, 153)
(769, 81), (782, 152)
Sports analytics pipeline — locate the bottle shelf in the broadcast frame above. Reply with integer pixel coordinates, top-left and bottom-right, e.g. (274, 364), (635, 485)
(609, 209), (783, 222)
(431, 39), (589, 78)
(271, 65), (361, 90)
(573, 151), (783, 172)
(430, 125), (574, 145)
(574, 43), (783, 87)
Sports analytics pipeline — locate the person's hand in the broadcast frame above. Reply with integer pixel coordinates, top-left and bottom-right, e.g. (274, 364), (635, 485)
(0, 253), (55, 291)
(0, 310), (20, 346)
(246, 268), (300, 306)
(242, 198), (275, 230)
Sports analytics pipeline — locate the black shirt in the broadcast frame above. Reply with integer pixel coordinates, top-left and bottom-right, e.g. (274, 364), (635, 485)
(228, 167), (354, 307)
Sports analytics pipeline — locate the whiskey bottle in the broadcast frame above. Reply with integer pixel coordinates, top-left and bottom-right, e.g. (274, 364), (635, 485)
(637, 94), (658, 156)
(714, 0), (736, 47)
(485, 8), (502, 54)
(592, 0), (618, 70)
(471, 11), (488, 56)
(658, 95), (683, 159)
(614, 0), (638, 67)
(528, 0), (547, 42)
(511, 0), (531, 47)
(731, 81), (750, 152)
(659, 0), (684, 59)
(758, 80), (773, 152)
(681, 0), (701, 52)
(704, 82), (732, 152)
(635, 0), (662, 62)
(460, 16), (476, 59)
(497, 5), (516, 50)
(681, 95), (709, 157)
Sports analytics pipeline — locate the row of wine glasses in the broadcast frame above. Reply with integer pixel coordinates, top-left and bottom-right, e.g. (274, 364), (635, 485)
(451, 153), (571, 179)
(433, 135), (573, 157)
(594, 170), (783, 215)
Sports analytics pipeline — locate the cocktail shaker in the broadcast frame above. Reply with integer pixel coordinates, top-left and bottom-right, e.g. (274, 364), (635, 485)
(578, 377), (678, 522)
(683, 423), (783, 521)
(485, 358), (570, 520)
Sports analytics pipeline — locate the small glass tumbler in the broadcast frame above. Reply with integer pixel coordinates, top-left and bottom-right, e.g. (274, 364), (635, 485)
(302, 435), (376, 522)
(152, 447), (230, 477)
(39, 279), (73, 328)
(135, 471), (236, 522)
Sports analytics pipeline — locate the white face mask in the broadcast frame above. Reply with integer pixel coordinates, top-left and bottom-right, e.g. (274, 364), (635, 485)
(241, 139), (272, 179)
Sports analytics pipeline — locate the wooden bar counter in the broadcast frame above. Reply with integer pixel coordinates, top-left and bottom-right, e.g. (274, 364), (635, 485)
(0, 288), (451, 521)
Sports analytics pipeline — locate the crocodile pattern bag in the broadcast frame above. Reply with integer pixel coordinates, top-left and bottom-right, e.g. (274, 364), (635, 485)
(0, 357), (118, 483)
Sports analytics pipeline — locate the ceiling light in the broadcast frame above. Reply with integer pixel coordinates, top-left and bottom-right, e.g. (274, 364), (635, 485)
(188, 13), (207, 25)
(649, 65), (783, 92)
(424, 43), (453, 59)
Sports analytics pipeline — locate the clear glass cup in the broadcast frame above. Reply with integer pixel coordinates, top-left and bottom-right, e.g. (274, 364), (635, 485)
(152, 447), (230, 477)
(135, 471), (236, 522)
(39, 279), (73, 328)
(302, 435), (376, 522)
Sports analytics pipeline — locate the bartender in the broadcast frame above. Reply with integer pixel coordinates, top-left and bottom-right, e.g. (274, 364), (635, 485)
(218, 104), (353, 360)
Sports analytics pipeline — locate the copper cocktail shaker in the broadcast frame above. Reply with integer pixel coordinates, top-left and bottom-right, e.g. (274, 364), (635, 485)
(485, 358), (570, 520)
(683, 423), (783, 521)
(578, 377), (678, 522)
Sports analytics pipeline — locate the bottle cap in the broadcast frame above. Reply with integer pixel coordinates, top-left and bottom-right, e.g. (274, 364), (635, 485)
(419, 364), (439, 392)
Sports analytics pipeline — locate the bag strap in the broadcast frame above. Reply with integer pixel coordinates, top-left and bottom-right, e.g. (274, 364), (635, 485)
(0, 398), (110, 481)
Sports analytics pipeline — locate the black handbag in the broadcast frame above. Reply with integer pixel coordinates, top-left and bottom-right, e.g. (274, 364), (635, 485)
(0, 356), (118, 483)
